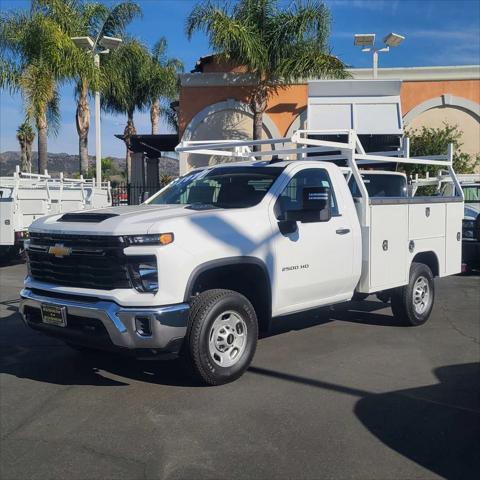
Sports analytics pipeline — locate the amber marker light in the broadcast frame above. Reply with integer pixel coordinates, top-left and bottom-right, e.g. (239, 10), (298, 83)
(159, 233), (174, 245)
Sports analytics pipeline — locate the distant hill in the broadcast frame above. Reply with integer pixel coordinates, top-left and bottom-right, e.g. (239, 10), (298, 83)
(0, 151), (125, 177)
(0, 151), (179, 179)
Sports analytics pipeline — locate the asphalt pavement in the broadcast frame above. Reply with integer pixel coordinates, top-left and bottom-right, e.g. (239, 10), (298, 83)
(1, 262), (479, 480)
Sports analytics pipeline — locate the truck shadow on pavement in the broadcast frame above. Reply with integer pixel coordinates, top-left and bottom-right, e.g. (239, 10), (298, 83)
(0, 299), (402, 388)
(249, 362), (480, 480)
(2, 305), (479, 478)
(2, 306), (478, 478)
(264, 298), (402, 337)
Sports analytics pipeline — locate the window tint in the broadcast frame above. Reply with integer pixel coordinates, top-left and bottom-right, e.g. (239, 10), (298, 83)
(276, 168), (338, 218)
(349, 174), (407, 198)
(148, 166), (283, 208)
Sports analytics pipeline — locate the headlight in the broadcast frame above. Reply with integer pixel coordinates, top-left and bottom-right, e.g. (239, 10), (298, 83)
(127, 256), (158, 293)
(124, 233), (174, 246)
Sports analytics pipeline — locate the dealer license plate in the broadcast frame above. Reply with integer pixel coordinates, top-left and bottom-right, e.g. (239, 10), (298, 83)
(41, 304), (67, 327)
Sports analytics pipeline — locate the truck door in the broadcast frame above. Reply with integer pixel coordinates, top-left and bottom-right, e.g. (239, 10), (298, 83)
(269, 166), (355, 315)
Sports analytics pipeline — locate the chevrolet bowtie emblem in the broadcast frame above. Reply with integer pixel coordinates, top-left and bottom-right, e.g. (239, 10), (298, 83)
(48, 243), (72, 258)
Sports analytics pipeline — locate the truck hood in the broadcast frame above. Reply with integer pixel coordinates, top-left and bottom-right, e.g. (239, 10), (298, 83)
(29, 204), (215, 236)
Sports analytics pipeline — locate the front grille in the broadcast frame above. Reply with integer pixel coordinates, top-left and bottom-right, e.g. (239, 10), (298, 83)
(27, 233), (130, 290)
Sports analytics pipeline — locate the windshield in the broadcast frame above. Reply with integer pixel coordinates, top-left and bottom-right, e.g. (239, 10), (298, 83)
(463, 185), (480, 202)
(147, 166), (284, 208)
(349, 174), (407, 197)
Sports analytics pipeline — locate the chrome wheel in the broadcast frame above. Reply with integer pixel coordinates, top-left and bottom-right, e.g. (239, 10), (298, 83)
(208, 310), (248, 367)
(413, 276), (430, 314)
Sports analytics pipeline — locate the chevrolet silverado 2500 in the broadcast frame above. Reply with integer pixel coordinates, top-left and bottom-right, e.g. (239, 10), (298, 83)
(20, 130), (464, 385)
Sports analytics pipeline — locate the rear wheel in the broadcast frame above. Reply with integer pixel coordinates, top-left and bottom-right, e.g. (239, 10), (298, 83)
(184, 289), (258, 385)
(391, 262), (435, 326)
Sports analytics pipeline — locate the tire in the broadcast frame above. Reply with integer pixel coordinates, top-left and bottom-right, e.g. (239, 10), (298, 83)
(184, 289), (258, 386)
(391, 262), (435, 326)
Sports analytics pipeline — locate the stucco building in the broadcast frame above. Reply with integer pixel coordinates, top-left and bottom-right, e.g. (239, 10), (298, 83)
(178, 60), (480, 174)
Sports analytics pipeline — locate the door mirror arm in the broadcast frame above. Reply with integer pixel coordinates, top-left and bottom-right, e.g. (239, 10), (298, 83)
(277, 219), (297, 235)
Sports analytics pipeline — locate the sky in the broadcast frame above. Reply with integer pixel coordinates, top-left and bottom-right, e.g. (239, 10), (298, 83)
(0, 0), (479, 158)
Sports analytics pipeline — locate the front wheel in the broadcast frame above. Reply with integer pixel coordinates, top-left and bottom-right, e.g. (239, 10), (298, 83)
(184, 289), (258, 385)
(391, 262), (435, 326)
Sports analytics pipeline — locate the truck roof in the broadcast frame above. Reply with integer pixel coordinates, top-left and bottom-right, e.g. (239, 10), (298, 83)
(189, 159), (310, 173)
(190, 160), (408, 176)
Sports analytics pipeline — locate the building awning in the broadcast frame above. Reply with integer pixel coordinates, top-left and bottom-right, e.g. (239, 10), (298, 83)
(115, 134), (178, 158)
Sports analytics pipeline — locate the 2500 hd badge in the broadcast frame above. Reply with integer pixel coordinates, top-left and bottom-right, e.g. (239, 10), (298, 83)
(282, 264), (310, 272)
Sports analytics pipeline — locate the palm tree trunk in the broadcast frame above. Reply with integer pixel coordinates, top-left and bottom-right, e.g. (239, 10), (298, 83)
(19, 139), (28, 172)
(151, 98), (160, 135)
(36, 111), (48, 173)
(26, 139), (33, 173)
(250, 84), (268, 151)
(253, 109), (264, 144)
(124, 110), (137, 183)
(76, 81), (90, 175)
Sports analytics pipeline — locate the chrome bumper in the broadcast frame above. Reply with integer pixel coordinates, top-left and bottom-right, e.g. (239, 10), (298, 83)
(20, 288), (189, 353)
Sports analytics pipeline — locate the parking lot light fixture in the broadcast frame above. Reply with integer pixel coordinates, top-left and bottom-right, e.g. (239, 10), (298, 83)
(354, 32), (405, 79)
(384, 33), (405, 47)
(71, 35), (122, 185)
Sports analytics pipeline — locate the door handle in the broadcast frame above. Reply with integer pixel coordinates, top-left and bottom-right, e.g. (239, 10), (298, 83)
(336, 228), (350, 235)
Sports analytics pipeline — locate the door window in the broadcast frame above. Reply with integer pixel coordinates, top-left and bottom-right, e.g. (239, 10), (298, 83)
(275, 168), (339, 219)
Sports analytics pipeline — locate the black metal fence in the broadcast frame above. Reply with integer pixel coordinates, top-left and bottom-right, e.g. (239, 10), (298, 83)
(111, 183), (164, 206)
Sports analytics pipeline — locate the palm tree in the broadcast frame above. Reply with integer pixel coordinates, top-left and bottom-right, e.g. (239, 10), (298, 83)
(36, 0), (142, 175)
(16, 122), (36, 172)
(101, 39), (152, 181)
(186, 0), (348, 145)
(0, 6), (85, 172)
(147, 37), (183, 135)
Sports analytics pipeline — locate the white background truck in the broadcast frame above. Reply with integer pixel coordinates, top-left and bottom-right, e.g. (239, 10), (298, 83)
(411, 172), (480, 272)
(19, 128), (464, 385)
(0, 168), (111, 258)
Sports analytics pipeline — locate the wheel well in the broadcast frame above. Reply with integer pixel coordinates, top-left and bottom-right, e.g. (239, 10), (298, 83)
(412, 251), (439, 277)
(186, 262), (271, 332)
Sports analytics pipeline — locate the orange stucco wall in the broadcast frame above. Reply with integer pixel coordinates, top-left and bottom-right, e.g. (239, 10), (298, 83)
(179, 86), (252, 134)
(401, 80), (480, 115)
(179, 79), (480, 138)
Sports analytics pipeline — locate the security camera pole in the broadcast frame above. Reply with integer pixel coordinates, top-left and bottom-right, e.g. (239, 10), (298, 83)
(354, 33), (405, 79)
(71, 36), (123, 185)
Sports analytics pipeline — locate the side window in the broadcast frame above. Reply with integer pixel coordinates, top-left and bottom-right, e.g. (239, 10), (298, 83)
(275, 168), (339, 219)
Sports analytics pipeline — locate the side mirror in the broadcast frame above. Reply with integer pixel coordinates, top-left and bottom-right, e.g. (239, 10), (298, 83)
(277, 219), (298, 235)
(285, 186), (332, 223)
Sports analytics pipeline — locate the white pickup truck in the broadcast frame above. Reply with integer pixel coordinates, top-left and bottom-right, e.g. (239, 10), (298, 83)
(0, 168), (111, 258)
(20, 130), (464, 385)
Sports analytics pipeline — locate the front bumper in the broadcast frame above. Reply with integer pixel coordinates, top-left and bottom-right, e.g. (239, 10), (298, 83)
(20, 288), (190, 357)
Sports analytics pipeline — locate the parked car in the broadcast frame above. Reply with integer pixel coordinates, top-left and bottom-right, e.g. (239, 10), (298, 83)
(461, 182), (480, 272)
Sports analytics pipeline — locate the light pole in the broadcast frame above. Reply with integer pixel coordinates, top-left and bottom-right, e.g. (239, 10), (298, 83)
(71, 35), (122, 185)
(354, 33), (405, 79)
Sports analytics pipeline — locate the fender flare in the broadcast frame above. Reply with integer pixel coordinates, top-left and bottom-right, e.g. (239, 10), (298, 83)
(183, 256), (272, 311)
